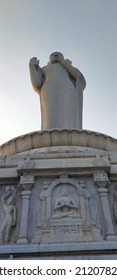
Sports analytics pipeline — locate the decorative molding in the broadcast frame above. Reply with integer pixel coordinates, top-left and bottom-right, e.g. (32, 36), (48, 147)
(0, 129), (117, 156)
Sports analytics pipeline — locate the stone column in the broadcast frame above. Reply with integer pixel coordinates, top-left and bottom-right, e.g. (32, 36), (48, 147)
(39, 182), (49, 225)
(17, 175), (34, 244)
(94, 172), (116, 240)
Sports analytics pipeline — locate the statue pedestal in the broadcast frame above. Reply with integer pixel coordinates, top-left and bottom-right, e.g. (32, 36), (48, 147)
(0, 130), (117, 259)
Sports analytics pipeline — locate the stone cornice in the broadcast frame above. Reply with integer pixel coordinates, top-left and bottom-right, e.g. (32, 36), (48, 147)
(0, 129), (117, 156)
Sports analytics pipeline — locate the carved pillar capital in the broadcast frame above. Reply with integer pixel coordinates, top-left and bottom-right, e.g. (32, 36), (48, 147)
(19, 175), (34, 191)
(17, 159), (34, 176)
(93, 172), (110, 188)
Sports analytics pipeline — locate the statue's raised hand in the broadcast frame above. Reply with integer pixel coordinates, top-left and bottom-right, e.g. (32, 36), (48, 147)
(29, 57), (42, 91)
(61, 59), (72, 67)
(29, 57), (39, 67)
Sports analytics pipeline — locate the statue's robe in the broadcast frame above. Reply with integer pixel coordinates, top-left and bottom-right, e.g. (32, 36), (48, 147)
(39, 63), (83, 130)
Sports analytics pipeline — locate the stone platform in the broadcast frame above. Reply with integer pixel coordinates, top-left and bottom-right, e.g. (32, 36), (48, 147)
(0, 130), (117, 259)
(1, 129), (117, 155)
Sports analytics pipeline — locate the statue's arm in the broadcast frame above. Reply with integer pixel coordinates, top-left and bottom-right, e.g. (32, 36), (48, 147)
(61, 59), (86, 89)
(29, 57), (43, 93)
(1, 191), (12, 204)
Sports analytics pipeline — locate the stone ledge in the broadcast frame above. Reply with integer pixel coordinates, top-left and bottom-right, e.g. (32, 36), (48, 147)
(0, 129), (117, 156)
(0, 242), (117, 258)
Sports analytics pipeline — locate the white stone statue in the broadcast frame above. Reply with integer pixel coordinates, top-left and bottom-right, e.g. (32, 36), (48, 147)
(0, 186), (16, 244)
(29, 52), (86, 130)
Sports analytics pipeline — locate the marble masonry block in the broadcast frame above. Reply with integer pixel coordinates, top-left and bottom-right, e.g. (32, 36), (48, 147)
(0, 168), (17, 179)
(2, 141), (16, 156)
(32, 131), (51, 148)
(109, 151), (117, 163)
(71, 130), (88, 147)
(16, 135), (32, 154)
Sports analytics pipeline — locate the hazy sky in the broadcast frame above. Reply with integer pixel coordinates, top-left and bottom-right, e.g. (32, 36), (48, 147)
(0, 0), (117, 145)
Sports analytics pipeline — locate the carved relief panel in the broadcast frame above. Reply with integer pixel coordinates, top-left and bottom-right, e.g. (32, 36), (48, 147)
(1, 175), (116, 245)
(32, 176), (102, 244)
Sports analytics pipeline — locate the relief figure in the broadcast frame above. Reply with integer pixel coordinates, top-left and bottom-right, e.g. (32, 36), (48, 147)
(0, 186), (16, 244)
(52, 188), (80, 219)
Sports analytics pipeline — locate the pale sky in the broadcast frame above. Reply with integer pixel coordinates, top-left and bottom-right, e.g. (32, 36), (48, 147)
(0, 0), (117, 145)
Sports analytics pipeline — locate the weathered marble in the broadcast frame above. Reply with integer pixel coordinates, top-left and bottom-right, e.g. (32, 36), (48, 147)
(1, 130), (117, 156)
(0, 131), (117, 258)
